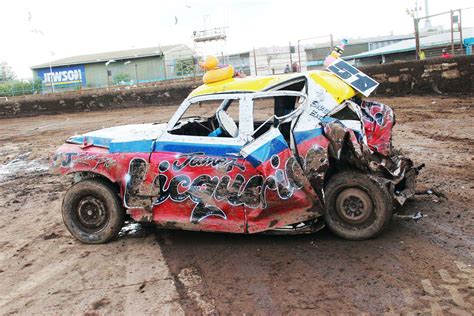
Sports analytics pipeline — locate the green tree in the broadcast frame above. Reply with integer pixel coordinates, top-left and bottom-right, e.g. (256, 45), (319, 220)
(0, 79), (42, 97)
(114, 72), (131, 85)
(176, 58), (194, 76)
(0, 62), (16, 82)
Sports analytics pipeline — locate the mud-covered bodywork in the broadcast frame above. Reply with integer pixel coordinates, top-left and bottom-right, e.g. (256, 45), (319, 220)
(51, 66), (421, 235)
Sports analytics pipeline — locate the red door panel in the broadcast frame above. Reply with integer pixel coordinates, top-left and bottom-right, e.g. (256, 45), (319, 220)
(241, 128), (321, 233)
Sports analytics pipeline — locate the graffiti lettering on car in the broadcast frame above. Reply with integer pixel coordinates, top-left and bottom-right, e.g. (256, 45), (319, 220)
(172, 152), (246, 172)
(154, 155), (305, 222)
(52, 152), (115, 171)
(74, 154), (116, 170)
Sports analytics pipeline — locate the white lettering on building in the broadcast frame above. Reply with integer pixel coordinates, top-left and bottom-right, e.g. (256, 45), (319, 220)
(42, 69), (83, 84)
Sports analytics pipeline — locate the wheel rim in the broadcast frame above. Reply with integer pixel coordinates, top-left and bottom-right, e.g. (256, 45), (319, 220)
(76, 196), (108, 229)
(335, 188), (373, 224)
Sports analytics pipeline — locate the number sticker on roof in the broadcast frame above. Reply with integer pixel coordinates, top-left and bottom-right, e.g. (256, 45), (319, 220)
(327, 59), (379, 97)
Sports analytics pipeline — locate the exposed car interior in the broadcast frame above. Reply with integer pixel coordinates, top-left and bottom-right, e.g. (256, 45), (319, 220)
(169, 79), (307, 142)
(168, 99), (239, 138)
(168, 117), (221, 136)
(253, 79), (306, 143)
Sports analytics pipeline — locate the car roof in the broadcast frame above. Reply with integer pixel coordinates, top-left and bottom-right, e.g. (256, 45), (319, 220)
(187, 70), (357, 104)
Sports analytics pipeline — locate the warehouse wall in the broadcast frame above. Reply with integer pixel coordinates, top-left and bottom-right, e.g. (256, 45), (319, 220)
(84, 63), (108, 87)
(86, 56), (166, 87)
(32, 56), (167, 89)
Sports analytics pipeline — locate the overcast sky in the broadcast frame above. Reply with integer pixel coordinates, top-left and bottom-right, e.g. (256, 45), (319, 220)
(1, 0), (473, 78)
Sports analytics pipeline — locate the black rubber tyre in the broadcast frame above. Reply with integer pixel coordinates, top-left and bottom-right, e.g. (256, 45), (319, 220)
(324, 171), (393, 240)
(62, 178), (124, 244)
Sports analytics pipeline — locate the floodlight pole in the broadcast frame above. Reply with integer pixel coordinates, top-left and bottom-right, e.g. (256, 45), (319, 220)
(106, 64), (110, 87)
(253, 47), (257, 76)
(289, 41), (293, 68)
(49, 61), (55, 93)
(450, 10), (455, 55)
(297, 42), (301, 71)
(134, 64), (139, 84)
(48, 50), (56, 93)
(105, 60), (116, 87)
(414, 17), (420, 60)
(459, 10), (463, 55)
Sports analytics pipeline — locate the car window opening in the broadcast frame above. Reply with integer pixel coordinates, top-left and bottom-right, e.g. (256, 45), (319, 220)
(252, 94), (301, 144)
(169, 99), (239, 138)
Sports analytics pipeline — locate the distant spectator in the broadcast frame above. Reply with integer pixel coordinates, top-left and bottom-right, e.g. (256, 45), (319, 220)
(234, 68), (246, 78)
(418, 50), (426, 60)
(284, 64), (291, 73)
(441, 49), (453, 59)
(291, 62), (299, 73)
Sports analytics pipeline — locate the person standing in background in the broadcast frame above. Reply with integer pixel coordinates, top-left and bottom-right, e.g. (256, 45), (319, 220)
(441, 49), (453, 58)
(418, 50), (426, 60)
(291, 62), (299, 73)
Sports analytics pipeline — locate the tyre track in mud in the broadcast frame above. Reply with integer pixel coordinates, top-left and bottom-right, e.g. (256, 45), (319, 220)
(0, 95), (472, 314)
(154, 220), (473, 314)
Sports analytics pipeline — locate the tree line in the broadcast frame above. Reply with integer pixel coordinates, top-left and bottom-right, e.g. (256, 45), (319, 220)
(0, 62), (42, 97)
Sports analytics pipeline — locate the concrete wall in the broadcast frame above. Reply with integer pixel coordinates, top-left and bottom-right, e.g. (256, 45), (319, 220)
(360, 55), (473, 95)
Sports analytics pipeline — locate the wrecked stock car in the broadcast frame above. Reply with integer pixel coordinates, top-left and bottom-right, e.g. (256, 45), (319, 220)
(51, 59), (422, 243)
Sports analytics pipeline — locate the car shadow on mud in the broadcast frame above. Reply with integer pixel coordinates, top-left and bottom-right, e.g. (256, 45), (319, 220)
(147, 221), (419, 314)
(113, 195), (471, 314)
(108, 202), (471, 314)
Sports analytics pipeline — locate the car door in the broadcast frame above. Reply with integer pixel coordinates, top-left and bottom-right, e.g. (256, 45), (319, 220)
(150, 94), (253, 233)
(239, 91), (322, 233)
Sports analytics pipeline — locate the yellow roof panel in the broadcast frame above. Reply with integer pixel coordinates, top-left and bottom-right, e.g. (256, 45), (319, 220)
(188, 70), (357, 104)
(188, 73), (300, 98)
(308, 71), (357, 104)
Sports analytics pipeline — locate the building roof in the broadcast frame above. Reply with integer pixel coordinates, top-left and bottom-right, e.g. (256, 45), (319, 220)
(304, 33), (415, 50)
(345, 28), (474, 59)
(31, 44), (190, 69)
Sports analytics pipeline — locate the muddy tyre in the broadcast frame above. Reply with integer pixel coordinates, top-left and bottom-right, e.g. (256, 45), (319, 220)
(324, 171), (393, 240)
(62, 178), (124, 244)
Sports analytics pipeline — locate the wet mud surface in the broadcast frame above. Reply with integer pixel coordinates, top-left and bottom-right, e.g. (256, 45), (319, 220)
(0, 95), (473, 314)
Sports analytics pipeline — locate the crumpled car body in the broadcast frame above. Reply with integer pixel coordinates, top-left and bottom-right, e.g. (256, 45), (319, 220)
(51, 63), (421, 242)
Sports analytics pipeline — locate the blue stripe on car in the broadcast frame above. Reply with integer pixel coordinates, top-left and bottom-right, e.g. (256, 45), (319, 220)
(293, 128), (324, 144)
(67, 135), (243, 155)
(154, 141), (241, 156)
(245, 134), (288, 167)
(67, 136), (112, 147)
(110, 140), (155, 153)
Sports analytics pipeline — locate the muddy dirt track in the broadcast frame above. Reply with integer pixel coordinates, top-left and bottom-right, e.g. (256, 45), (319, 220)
(0, 95), (473, 314)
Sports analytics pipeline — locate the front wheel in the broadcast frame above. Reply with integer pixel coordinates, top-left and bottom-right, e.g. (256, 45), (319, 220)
(62, 178), (125, 244)
(324, 171), (393, 240)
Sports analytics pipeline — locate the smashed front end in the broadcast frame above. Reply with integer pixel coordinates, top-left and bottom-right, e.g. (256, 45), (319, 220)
(324, 99), (423, 207)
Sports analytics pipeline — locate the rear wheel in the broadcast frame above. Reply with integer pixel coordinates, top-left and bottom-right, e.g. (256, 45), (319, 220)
(62, 178), (124, 244)
(324, 171), (393, 240)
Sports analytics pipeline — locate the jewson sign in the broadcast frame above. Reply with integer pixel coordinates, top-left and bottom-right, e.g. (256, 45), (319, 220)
(37, 65), (86, 87)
